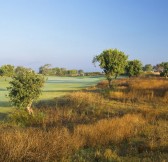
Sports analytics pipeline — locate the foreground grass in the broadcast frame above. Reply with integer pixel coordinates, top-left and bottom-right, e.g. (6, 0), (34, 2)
(0, 77), (168, 161)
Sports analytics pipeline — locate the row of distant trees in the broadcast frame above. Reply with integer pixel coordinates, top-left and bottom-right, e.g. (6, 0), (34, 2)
(39, 64), (85, 76)
(0, 64), (85, 77)
(0, 60), (167, 78)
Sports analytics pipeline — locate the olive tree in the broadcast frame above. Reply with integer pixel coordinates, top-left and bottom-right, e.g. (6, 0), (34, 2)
(93, 49), (128, 87)
(8, 67), (45, 115)
(125, 60), (143, 77)
(143, 64), (153, 72)
(0, 64), (15, 77)
(160, 62), (168, 77)
(39, 64), (52, 75)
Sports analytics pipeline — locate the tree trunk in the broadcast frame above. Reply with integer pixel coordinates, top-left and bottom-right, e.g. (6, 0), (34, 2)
(115, 74), (118, 79)
(108, 79), (112, 88)
(26, 101), (34, 116)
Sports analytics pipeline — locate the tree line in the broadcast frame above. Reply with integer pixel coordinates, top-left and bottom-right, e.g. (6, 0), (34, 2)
(39, 64), (85, 76)
(0, 64), (85, 77)
(0, 61), (167, 79)
(93, 49), (168, 87)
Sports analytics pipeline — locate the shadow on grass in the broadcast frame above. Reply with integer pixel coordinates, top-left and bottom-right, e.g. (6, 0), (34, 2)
(42, 90), (79, 93)
(0, 101), (11, 107)
(0, 112), (8, 120)
(0, 88), (7, 91)
(34, 98), (58, 109)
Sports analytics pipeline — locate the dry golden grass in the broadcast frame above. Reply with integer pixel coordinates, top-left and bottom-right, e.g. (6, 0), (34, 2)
(128, 78), (168, 90)
(0, 77), (168, 161)
(74, 114), (146, 147)
(0, 114), (146, 162)
(0, 127), (83, 162)
(106, 77), (168, 103)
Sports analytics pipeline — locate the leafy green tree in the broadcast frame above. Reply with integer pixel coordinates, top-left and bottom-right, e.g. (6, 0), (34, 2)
(67, 69), (78, 76)
(52, 67), (67, 76)
(8, 67), (44, 115)
(125, 60), (143, 77)
(15, 66), (32, 74)
(0, 64), (15, 77)
(143, 64), (153, 72)
(39, 64), (52, 75)
(160, 62), (168, 77)
(60, 68), (67, 76)
(78, 69), (84, 76)
(153, 64), (164, 72)
(93, 48), (128, 87)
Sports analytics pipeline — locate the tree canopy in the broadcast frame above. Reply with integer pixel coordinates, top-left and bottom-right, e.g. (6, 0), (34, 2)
(125, 60), (143, 77)
(143, 64), (153, 72)
(160, 62), (168, 77)
(93, 48), (128, 87)
(8, 67), (44, 114)
(39, 64), (52, 75)
(0, 64), (14, 77)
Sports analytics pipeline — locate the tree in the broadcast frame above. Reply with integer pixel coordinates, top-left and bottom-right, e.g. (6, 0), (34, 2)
(93, 48), (128, 87)
(8, 67), (45, 115)
(125, 60), (143, 77)
(0, 64), (15, 77)
(160, 62), (168, 77)
(52, 67), (67, 76)
(78, 69), (84, 76)
(15, 66), (32, 74)
(67, 69), (78, 76)
(143, 64), (153, 72)
(39, 64), (52, 75)
(153, 64), (164, 72)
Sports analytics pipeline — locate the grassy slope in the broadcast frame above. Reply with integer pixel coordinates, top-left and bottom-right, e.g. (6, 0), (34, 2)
(0, 76), (104, 119)
(0, 77), (167, 161)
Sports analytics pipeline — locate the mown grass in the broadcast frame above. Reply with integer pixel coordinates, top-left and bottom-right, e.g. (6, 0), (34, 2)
(0, 77), (168, 161)
(0, 76), (104, 118)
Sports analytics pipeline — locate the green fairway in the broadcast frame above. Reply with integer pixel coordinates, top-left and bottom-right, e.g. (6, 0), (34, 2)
(0, 76), (104, 119)
(41, 76), (104, 99)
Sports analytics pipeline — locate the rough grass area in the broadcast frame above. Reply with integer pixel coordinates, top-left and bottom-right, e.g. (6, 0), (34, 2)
(0, 77), (168, 161)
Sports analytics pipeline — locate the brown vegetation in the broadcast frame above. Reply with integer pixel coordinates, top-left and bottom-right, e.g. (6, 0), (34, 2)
(0, 77), (168, 161)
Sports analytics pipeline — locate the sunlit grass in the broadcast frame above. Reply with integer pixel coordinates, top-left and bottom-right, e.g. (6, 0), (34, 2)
(0, 77), (168, 161)
(0, 76), (104, 115)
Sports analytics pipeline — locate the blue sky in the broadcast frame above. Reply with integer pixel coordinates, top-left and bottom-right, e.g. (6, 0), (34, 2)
(0, 0), (168, 72)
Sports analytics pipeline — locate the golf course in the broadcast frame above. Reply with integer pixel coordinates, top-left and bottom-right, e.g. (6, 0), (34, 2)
(0, 76), (104, 119)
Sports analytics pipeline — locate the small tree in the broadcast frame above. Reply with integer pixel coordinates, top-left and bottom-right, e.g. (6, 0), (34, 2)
(143, 64), (153, 72)
(8, 67), (45, 115)
(0, 64), (15, 77)
(39, 64), (52, 75)
(93, 49), (128, 87)
(160, 62), (168, 78)
(125, 60), (143, 77)
(78, 69), (84, 76)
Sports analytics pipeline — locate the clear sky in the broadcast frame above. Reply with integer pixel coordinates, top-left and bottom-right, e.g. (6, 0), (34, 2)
(0, 0), (168, 72)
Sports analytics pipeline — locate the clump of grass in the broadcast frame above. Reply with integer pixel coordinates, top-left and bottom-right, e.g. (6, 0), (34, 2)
(74, 114), (146, 147)
(101, 78), (168, 103)
(65, 92), (105, 115)
(8, 109), (45, 127)
(142, 120), (168, 151)
(0, 127), (83, 162)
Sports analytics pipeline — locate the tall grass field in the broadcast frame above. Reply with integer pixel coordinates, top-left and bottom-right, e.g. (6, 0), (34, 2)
(0, 76), (168, 161)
